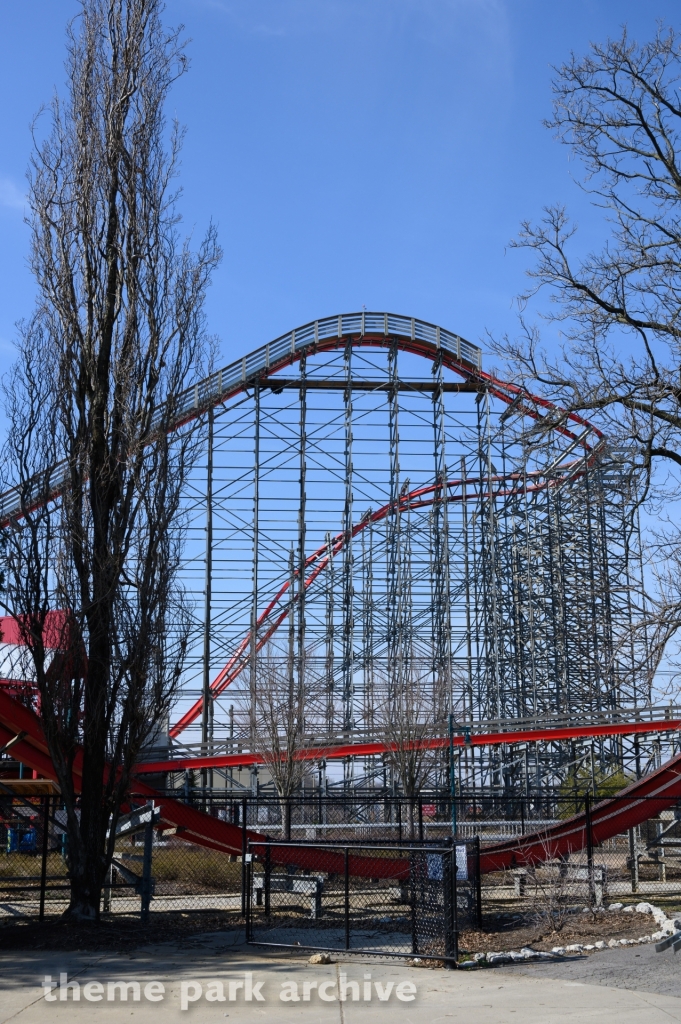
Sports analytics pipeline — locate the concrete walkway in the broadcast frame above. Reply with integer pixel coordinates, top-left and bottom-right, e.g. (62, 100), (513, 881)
(1, 931), (680, 1024)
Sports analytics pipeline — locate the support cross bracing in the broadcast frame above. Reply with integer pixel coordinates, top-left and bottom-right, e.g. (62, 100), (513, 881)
(110, 316), (653, 802)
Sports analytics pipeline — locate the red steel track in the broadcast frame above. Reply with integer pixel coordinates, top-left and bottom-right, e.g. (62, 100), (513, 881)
(142, 719), (681, 775)
(2, 689), (680, 878)
(2, 314), (664, 878)
(170, 457), (601, 739)
(164, 319), (604, 739)
(480, 752), (681, 873)
(0, 314), (602, 530)
(0, 310), (603, 743)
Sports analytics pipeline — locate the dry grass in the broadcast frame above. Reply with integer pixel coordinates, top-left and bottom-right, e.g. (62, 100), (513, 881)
(116, 843), (241, 890)
(0, 852), (68, 879)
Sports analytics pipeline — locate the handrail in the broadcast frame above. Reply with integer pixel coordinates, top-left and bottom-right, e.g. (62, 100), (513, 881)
(139, 704), (681, 761)
(140, 718), (681, 775)
(0, 313), (481, 526)
(1, 686), (679, 873)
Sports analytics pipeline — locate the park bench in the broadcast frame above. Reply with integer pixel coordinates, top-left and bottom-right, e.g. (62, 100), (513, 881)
(512, 864), (607, 905)
(253, 874), (324, 919)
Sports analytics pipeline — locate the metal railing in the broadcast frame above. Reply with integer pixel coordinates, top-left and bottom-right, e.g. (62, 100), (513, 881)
(245, 837), (479, 965)
(0, 313), (481, 525)
(139, 704), (681, 765)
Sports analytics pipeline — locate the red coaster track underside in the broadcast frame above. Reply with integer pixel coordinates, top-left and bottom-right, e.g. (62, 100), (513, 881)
(2, 688), (680, 879)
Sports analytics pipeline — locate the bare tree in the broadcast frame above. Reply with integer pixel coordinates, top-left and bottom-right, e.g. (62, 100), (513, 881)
(252, 644), (319, 839)
(375, 662), (440, 838)
(0, 0), (220, 920)
(521, 839), (577, 939)
(493, 26), (681, 671)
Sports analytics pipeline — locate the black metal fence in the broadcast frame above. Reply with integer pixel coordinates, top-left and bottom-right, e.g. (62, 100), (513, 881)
(245, 839), (480, 965)
(159, 790), (634, 844)
(3, 790), (681, 940)
(480, 798), (681, 915)
(0, 794), (69, 919)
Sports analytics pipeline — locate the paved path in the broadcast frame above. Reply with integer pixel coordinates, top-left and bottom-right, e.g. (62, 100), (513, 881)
(496, 940), (681, 999)
(1, 931), (680, 1023)
(0, 896), (244, 918)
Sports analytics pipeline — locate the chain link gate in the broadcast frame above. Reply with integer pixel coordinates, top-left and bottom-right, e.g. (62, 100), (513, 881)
(245, 839), (480, 966)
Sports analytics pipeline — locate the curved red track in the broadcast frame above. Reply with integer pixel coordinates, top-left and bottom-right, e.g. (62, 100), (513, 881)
(144, 719), (681, 774)
(0, 312), (606, 745)
(168, 320), (604, 738)
(1, 688), (678, 879)
(480, 752), (681, 873)
(2, 313), (658, 880)
(170, 458), (598, 738)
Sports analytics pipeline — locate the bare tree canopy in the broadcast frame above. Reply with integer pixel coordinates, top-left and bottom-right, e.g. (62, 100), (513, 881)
(252, 641), (325, 838)
(494, 26), (681, 672)
(375, 662), (441, 838)
(497, 26), (681, 475)
(1, 0), (220, 920)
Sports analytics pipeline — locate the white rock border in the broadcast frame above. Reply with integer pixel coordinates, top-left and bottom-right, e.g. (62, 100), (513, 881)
(458, 901), (681, 968)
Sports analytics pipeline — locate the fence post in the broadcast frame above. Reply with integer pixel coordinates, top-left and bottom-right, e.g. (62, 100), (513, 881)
(39, 794), (50, 922)
(397, 800), (402, 842)
(447, 842), (459, 967)
(657, 820), (667, 883)
(264, 844), (271, 917)
(344, 847), (350, 951)
(584, 791), (594, 906)
(245, 847), (252, 942)
(241, 797), (248, 916)
(418, 797), (424, 842)
(629, 828), (639, 893)
(102, 861), (113, 914)
(453, 843), (459, 962)
(140, 816), (154, 924)
(410, 850), (417, 955)
(475, 835), (482, 928)
(520, 797), (525, 836)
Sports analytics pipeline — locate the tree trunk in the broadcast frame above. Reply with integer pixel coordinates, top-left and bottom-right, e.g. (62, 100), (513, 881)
(407, 797), (416, 840)
(279, 796), (292, 840)
(1, 0), (220, 922)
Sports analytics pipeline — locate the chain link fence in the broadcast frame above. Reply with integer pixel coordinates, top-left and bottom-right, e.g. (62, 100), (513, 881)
(3, 789), (681, 948)
(0, 791), (71, 918)
(245, 839), (480, 964)
(479, 797), (681, 921)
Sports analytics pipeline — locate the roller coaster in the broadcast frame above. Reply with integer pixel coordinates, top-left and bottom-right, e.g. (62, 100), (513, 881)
(0, 312), (677, 874)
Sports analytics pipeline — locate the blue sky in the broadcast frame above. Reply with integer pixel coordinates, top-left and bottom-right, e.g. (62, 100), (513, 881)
(0, 0), (678, 374)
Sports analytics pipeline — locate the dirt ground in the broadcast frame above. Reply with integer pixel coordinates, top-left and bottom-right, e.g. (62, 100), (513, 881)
(0, 904), (673, 957)
(0, 910), (245, 952)
(460, 908), (669, 954)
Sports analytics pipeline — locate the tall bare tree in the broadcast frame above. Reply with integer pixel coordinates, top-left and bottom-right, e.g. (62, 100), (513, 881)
(375, 662), (440, 838)
(0, 0), (220, 919)
(494, 26), (681, 672)
(252, 644), (322, 839)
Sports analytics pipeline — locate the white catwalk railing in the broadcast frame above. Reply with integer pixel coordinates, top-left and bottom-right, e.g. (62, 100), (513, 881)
(265, 822), (560, 840)
(0, 312), (481, 525)
(139, 704), (681, 762)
